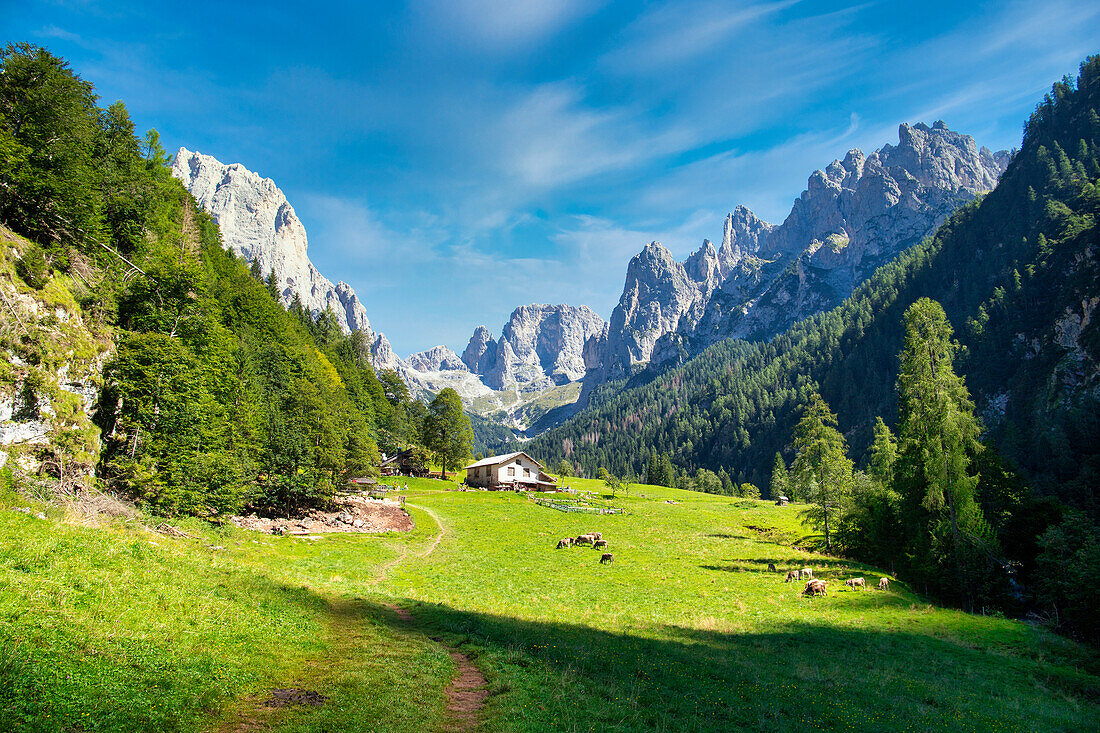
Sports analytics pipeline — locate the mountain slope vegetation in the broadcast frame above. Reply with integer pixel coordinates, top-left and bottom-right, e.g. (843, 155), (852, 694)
(532, 58), (1100, 509)
(0, 44), (403, 515)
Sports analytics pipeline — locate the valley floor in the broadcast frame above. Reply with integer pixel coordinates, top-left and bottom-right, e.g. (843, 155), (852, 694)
(1, 480), (1097, 732)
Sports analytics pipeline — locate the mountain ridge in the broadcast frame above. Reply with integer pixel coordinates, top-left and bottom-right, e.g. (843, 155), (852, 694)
(581, 122), (1011, 393)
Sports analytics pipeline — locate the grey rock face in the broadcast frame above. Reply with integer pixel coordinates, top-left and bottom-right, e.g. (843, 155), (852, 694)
(464, 305), (606, 391)
(461, 326), (498, 374)
(588, 122), (1009, 381)
(172, 148), (373, 337)
(407, 345), (469, 373)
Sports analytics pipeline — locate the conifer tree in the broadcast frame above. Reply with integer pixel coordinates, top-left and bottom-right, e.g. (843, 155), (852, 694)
(266, 267), (281, 303)
(895, 298), (997, 605)
(868, 417), (897, 486)
(769, 452), (790, 500)
(658, 453), (675, 487)
(791, 391), (853, 552)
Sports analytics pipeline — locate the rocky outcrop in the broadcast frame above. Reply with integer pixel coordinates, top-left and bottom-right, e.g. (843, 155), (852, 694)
(463, 305), (607, 391)
(0, 225), (108, 489)
(407, 345), (469, 373)
(585, 122), (1010, 381)
(171, 148), (373, 337)
(461, 326), (498, 375)
(586, 242), (713, 379)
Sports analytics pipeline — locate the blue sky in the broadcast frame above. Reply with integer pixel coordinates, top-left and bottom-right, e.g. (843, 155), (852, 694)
(3, 1), (1099, 356)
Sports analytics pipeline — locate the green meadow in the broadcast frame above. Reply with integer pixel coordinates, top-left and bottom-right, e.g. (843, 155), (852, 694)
(1, 479), (1097, 732)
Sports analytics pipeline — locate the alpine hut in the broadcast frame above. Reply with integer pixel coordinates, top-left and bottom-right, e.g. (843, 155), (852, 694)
(464, 452), (558, 491)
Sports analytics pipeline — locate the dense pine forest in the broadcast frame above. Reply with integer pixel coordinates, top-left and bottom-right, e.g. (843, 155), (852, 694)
(529, 57), (1100, 635)
(0, 44), (459, 516)
(534, 58), (1099, 503)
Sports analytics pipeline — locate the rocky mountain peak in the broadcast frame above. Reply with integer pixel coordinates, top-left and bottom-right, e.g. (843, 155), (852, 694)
(583, 121), (1011, 392)
(171, 148), (373, 336)
(474, 304), (607, 390)
(407, 345), (468, 373)
(721, 206), (775, 272)
(684, 239), (721, 286)
(461, 326), (497, 374)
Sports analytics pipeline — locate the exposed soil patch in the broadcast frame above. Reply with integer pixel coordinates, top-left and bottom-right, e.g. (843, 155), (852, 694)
(443, 649), (489, 730)
(384, 603), (488, 731)
(229, 495), (414, 535)
(386, 603), (414, 622)
(263, 688), (327, 708)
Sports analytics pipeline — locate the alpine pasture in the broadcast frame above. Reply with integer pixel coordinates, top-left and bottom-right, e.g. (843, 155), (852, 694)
(2, 479), (1097, 732)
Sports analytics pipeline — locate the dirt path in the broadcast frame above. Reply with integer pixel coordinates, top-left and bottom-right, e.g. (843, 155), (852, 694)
(408, 504), (447, 558)
(371, 503), (446, 585)
(214, 505), (469, 732)
(384, 602), (488, 732)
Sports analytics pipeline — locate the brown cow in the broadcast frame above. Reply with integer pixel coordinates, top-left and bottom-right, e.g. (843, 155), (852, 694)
(591, 532), (603, 540)
(845, 577), (866, 590)
(803, 579), (827, 596)
(556, 538), (572, 549)
(593, 539), (608, 549)
(785, 570), (799, 582)
(600, 553), (614, 564)
(767, 563), (777, 573)
(878, 577), (890, 591)
(575, 535), (595, 546)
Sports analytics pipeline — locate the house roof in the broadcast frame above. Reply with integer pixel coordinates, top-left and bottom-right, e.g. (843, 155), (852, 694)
(379, 448), (413, 466)
(464, 451), (545, 470)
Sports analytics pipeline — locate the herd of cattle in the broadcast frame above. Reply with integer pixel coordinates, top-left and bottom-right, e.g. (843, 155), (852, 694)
(775, 566), (891, 596)
(557, 532), (613, 564)
(557, 533), (894, 594)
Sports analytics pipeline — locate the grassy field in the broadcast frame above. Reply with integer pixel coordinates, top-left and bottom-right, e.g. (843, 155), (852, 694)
(1, 479), (1097, 731)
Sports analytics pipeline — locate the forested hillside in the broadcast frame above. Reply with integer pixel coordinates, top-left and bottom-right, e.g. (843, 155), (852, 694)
(532, 58), (1100, 507)
(0, 44), (413, 515)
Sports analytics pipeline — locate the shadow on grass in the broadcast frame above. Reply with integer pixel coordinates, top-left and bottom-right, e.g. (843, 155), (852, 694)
(378, 595), (1100, 733)
(699, 561), (784, 574)
(8, 565), (1098, 733)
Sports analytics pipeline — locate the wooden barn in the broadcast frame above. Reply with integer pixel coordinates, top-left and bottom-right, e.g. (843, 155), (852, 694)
(464, 452), (557, 491)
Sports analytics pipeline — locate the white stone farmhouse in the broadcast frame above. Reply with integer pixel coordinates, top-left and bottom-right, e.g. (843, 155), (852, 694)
(464, 451), (557, 490)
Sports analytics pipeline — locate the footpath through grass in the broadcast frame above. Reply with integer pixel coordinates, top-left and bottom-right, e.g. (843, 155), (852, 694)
(383, 480), (1100, 732)
(1, 478), (1098, 732)
(0, 496), (451, 732)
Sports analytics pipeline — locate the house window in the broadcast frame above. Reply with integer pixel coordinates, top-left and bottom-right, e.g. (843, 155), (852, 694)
(524, 467), (531, 477)
(507, 467), (515, 477)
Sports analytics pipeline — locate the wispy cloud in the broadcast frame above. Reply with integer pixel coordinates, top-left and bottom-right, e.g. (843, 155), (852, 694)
(413, 0), (605, 50)
(11, 0), (1098, 354)
(602, 0), (801, 72)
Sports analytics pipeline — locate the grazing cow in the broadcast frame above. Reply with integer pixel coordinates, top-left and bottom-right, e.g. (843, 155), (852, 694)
(768, 563), (777, 573)
(591, 532), (603, 540)
(600, 553), (614, 564)
(878, 577), (890, 591)
(575, 535), (594, 546)
(800, 568), (814, 580)
(556, 538), (572, 549)
(845, 577), (866, 590)
(785, 570), (799, 582)
(803, 579), (827, 596)
(593, 539), (608, 549)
